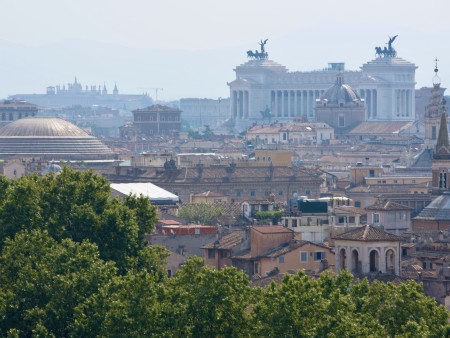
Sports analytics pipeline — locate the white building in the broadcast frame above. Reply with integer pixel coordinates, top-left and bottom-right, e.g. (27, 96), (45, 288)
(228, 41), (416, 131)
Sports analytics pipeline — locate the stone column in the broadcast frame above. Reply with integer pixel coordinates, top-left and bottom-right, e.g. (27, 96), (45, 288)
(395, 89), (400, 116)
(379, 247), (386, 273)
(286, 90), (290, 117)
(244, 91), (249, 118)
(372, 90), (377, 118)
(274, 91), (279, 117)
(406, 89), (410, 117)
(232, 91), (237, 118)
(271, 91), (275, 116)
(238, 91), (243, 118)
(294, 91), (298, 117)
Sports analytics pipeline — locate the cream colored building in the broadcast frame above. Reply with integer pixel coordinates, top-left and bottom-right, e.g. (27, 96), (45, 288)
(229, 44), (416, 131)
(246, 121), (334, 146)
(334, 225), (402, 275)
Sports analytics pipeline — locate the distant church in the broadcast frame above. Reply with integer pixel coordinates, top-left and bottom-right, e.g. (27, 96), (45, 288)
(413, 63), (450, 232)
(10, 78), (152, 111)
(315, 74), (365, 139)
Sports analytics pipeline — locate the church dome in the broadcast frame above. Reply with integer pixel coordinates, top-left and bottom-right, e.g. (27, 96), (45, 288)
(414, 192), (450, 220)
(322, 74), (361, 104)
(0, 117), (116, 160)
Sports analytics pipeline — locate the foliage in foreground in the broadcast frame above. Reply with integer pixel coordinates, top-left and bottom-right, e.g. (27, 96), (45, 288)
(0, 233), (448, 338)
(0, 167), (158, 273)
(0, 168), (448, 337)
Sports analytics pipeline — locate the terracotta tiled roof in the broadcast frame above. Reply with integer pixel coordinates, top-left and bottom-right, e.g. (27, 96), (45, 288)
(334, 206), (367, 215)
(261, 240), (331, 258)
(252, 225), (293, 234)
(157, 219), (182, 225)
(366, 200), (412, 211)
(333, 225), (403, 242)
(202, 231), (244, 249)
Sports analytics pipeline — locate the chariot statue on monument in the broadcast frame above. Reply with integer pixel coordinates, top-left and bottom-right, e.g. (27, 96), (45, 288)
(246, 38), (269, 60)
(375, 35), (398, 58)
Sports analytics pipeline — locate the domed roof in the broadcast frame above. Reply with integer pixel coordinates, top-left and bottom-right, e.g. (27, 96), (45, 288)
(0, 117), (116, 160)
(322, 74), (361, 104)
(414, 192), (450, 220)
(0, 117), (90, 137)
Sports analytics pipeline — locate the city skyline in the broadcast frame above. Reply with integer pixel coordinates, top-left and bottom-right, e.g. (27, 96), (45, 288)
(0, 0), (449, 100)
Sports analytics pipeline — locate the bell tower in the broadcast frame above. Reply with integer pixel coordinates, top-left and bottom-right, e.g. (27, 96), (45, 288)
(431, 61), (450, 195)
(425, 58), (447, 149)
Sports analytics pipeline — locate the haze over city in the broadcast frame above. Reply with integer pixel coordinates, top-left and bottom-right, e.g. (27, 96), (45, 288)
(0, 0), (449, 100)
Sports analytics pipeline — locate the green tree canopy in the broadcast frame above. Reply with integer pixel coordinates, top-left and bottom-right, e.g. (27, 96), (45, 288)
(0, 167), (158, 272)
(252, 270), (450, 337)
(178, 203), (226, 224)
(0, 230), (116, 337)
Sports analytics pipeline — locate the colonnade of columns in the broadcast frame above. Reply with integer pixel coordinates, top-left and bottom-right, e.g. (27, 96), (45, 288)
(231, 87), (418, 121)
(395, 89), (412, 117)
(359, 89), (378, 119)
(231, 90), (249, 119)
(270, 90), (325, 119)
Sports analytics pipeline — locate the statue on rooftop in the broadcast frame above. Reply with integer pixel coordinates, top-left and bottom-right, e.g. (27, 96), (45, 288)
(247, 39), (269, 60)
(375, 35), (398, 58)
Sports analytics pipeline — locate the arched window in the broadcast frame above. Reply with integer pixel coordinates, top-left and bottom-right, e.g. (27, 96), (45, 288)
(369, 250), (380, 272)
(385, 249), (395, 272)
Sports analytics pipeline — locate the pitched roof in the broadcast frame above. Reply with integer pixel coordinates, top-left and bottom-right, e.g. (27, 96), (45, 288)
(435, 112), (450, 158)
(334, 206), (367, 215)
(333, 225), (403, 242)
(252, 225), (293, 234)
(261, 240), (331, 258)
(366, 200), (412, 211)
(201, 231), (244, 249)
(348, 121), (413, 135)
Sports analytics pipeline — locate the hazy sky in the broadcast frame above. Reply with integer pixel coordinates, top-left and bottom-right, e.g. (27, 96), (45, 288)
(0, 0), (449, 99)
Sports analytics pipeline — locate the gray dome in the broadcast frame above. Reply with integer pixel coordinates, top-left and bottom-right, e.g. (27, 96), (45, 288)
(322, 74), (361, 104)
(414, 193), (450, 220)
(0, 117), (116, 160)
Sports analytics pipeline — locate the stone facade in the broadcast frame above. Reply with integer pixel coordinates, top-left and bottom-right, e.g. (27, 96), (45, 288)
(131, 104), (181, 136)
(334, 225), (402, 275)
(109, 164), (323, 204)
(0, 99), (37, 127)
(229, 52), (416, 131)
(315, 74), (365, 138)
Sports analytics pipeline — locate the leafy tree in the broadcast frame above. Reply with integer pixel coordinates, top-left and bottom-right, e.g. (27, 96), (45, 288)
(178, 203), (226, 224)
(0, 167), (158, 272)
(168, 257), (252, 337)
(72, 272), (169, 338)
(123, 193), (158, 245)
(0, 175), (43, 242)
(0, 230), (116, 337)
(254, 210), (283, 225)
(252, 270), (450, 337)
